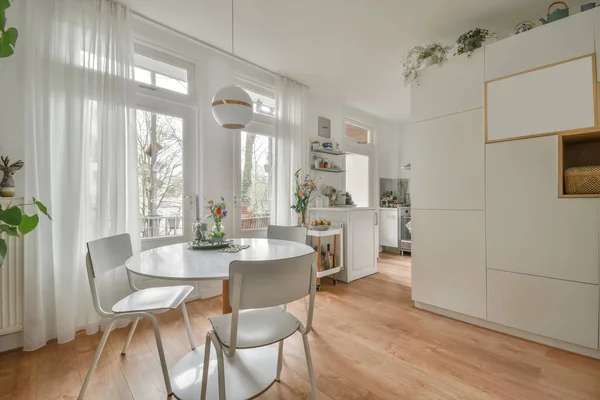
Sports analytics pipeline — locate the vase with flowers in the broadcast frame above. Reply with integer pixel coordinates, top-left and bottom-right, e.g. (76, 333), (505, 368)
(290, 169), (321, 227)
(205, 197), (227, 243)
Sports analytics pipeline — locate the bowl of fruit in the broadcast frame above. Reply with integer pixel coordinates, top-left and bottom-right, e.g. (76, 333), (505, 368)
(309, 218), (331, 231)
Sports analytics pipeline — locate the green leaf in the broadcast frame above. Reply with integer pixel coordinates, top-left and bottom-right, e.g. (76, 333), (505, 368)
(0, 27), (18, 58)
(0, 206), (21, 225)
(18, 214), (39, 235)
(32, 197), (52, 220)
(0, 224), (19, 237)
(0, 238), (6, 267)
(0, 0), (10, 33)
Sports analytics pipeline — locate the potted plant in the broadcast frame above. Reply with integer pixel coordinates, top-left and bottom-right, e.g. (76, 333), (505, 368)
(205, 197), (227, 243)
(455, 28), (496, 57)
(0, 197), (51, 266)
(403, 43), (452, 85)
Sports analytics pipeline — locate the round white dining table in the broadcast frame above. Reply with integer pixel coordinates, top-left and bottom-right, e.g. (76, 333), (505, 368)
(125, 238), (315, 400)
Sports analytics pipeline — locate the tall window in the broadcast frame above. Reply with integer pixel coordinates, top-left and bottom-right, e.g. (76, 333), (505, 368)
(240, 131), (274, 230)
(134, 45), (195, 241)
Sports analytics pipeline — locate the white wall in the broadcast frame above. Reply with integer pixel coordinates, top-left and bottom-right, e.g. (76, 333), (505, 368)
(0, 1), (25, 196)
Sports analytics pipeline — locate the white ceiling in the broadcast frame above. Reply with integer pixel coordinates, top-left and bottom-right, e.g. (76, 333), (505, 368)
(125, 0), (590, 122)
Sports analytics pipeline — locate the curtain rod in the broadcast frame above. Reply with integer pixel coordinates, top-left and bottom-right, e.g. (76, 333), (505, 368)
(131, 10), (310, 89)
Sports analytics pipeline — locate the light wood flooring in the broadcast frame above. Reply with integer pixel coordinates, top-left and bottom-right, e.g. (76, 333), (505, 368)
(2, 253), (600, 399)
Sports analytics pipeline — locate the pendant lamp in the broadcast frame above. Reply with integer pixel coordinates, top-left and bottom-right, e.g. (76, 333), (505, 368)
(212, 0), (253, 130)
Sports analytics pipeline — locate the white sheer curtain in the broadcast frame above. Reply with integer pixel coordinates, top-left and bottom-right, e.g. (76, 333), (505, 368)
(273, 77), (308, 226)
(22, 0), (139, 350)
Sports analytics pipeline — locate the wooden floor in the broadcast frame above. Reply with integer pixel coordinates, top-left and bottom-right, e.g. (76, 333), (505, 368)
(2, 253), (600, 399)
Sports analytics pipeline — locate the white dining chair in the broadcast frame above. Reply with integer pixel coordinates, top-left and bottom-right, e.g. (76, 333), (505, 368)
(200, 252), (319, 400)
(267, 225), (307, 243)
(78, 233), (197, 399)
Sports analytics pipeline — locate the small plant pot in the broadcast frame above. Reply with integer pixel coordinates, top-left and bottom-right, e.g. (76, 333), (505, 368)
(421, 55), (439, 69)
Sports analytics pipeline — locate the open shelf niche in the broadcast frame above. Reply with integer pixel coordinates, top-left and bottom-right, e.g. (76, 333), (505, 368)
(559, 131), (600, 198)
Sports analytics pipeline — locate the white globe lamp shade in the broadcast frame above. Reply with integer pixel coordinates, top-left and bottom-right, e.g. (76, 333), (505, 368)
(212, 85), (253, 129)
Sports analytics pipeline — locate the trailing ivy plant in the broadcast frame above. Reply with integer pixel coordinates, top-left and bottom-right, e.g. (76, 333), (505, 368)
(403, 42), (452, 86)
(0, 198), (51, 266)
(455, 28), (495, 57)
(0, 0), (18, 58)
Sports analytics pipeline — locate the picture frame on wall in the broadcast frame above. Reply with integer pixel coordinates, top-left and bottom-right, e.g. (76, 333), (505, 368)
(318, 116), (331, 138)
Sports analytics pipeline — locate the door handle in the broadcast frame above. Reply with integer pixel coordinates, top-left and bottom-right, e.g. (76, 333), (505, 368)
(374, 213), (379, 226)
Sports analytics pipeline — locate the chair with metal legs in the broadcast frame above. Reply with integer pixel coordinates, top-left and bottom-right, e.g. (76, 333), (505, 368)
(200, 252), (319, 400)
(78, 233), (196, 400)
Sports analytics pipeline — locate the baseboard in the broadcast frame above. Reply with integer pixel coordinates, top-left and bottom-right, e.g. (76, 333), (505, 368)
(0, 331), (23, 353)
(414, 301), (600, 359)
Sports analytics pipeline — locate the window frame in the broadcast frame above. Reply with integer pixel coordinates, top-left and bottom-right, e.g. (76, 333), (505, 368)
(134, 43), (196, 105)
(343, 117), (376, 207)
(235, 77), (276, 128)
(344, 118), (375, 147)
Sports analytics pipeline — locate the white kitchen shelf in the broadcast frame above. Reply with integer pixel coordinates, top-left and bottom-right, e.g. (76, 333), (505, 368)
(311, 167), (345, 173)
(311, 149), (347, 156)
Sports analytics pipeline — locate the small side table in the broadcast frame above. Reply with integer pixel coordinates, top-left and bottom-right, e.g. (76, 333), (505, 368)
(307, 226), (343, 291)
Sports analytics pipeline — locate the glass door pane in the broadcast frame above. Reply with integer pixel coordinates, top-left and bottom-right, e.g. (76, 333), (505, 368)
(136, 109), (184, 238)
(235, 131), (274, 236)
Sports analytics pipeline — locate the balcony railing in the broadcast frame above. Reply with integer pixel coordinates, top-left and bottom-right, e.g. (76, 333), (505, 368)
(241, 214), (270, 230)
(141, 215), (183, 238)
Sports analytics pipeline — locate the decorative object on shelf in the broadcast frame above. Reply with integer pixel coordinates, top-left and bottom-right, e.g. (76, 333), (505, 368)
(0, 156), (23, 198)
(345, 192), (355, 206)
(211, 0), (253, 130)
(321, 185), (337, 207)
(291, 169), (321, 226)
(0, 1), (18, 58)
(581, 2), (595, 11)
(539, 1), (569, 24)
(311, 140), (321, 151)
(514, 21), (536, 34)
(322, 142), (333, 150)
(403, 42), (452, 85)
(0, 197), (51, 266)
(318, 116), (331, 138)
(564, 165), (600, 194)
(455, 28), (496, 57)
(205, 197), (227, 242)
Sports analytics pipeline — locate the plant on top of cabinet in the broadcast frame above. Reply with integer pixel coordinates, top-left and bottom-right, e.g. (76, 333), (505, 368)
(455, 28), (495, 57)
(402, 43), (452, 85)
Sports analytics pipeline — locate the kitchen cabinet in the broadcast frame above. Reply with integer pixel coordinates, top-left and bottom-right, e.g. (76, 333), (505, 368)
(486, 136), (599, 284)
(488, 269), (599, 349)
(380, 209), (398, 248)
(308, 208), (378, 282)
(485, 10), (594, 81)
(409, 109), (485, 210)
(486, 55), (596, 143)
(411, 48), (484, 123)
(411, 209), (486, 319)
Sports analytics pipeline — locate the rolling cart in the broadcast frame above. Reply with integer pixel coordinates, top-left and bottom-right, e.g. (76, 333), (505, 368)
(307, 224), (343, 291)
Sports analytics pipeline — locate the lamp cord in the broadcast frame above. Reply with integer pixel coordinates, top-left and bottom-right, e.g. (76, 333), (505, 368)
(231, 0), (235, 61)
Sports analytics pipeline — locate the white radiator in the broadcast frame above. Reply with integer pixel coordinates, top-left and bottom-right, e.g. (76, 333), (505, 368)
(0, 198), (24, 336)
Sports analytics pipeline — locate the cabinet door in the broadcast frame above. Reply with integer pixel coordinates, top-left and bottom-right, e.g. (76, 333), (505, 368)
(380, 210), (398, 247)
(409, 109), (485, 210)
(486, 136), (599, 284)
(411, 210), (486, 319)
(411, 49), (484, 123)
(488, 269), (599, 349)
(485, 10), (594, 81)
(486, 55), (596, 143)
(350, 210), (377, 280)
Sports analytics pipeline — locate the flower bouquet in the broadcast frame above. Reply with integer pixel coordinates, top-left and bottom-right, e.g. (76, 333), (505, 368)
(205, 197), (227, 243)
(290, 169), (321, 226)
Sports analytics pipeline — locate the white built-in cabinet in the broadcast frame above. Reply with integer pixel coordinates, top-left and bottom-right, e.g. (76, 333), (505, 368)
(349, 209), (378, 281)
(485, 10), (595, 81)
(486, 136), (600, 284)
(409, 6), (600, 355)
(411, 49), (484, 123)
(379, 209), (398, 248)
(487, 269), (599, 349)
(412, 209), (487, 319)
(408, 109), (485, 210)
(486, 55), (596, 142)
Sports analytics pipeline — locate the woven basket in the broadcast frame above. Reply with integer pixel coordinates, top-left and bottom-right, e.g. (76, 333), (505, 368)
(564, 165), (600, 194)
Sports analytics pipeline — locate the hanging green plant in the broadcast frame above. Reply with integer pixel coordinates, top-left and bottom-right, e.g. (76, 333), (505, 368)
(455, 28), (495, 57)
(0, 0), (18, 58)
(403, 42), (452, 86)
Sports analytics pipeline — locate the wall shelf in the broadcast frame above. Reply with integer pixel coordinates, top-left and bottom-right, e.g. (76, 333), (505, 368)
(311, 167), (345, 173)
(311, 149), (347, 156)
(558, 131), (600, 198)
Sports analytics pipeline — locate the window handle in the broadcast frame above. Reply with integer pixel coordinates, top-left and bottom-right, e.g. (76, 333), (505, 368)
(138, 83), (158, 91)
